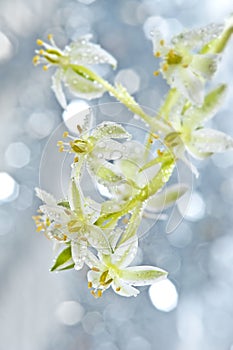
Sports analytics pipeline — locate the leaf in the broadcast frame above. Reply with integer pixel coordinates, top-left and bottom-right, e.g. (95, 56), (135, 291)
(57, 201), (70, 209)
(50, 246), (74, 272)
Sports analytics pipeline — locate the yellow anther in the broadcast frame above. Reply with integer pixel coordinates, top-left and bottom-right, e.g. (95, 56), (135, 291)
(91, 267), (100, 272)
(57, 141), (63, 147)
(43, 65), (49, 71)
(162, 63), (169, 72)
(91, 290), (96, 297)
(152, 133), (159, 139)
(47, 33), (53, 41)
(157, 149), (164, 157)
(74, 156), (79, 163)
(149, 138), (153, 144)
(63, 235), (67, 241)
(116, 287), (121, 292)
(46, 218), (50, 226)
(39, 49), (44, 55)
(153, 70), (160, 76)
(88, 282), (93, 289)
(97, 290), (102, 298)
(155, 51), (161, 57)
(63, 131), (69, 138)
(36, 225), (45, 232)
(160, 39), (165, 46)
(182, 64), (189, 68)
(59, 146), (64, 152)
(32, 55), (39, 64)
(36, 39), (43, 46)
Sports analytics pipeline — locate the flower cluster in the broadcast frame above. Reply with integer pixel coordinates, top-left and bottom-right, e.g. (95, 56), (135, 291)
(34, 16), (233, 298)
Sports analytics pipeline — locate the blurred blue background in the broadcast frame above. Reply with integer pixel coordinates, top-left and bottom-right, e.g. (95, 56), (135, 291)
(1, 0), (233, 349)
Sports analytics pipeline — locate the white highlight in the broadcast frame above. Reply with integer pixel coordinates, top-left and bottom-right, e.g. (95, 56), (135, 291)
(63, 100), (92, 134)
(0, 172), (18, 202)
(149, 279), (178, 312)
(56, 300), (84, 326)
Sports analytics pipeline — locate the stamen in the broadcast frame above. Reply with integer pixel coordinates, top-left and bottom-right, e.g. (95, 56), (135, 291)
(36, 39), (43, 46)
(58, 146), (64, 152)
(182, 64), (189, 68)
(152, 133), (159, 139)
(43, 65), (49, 71)
(39, 49), (44, 55)
(36, 224), (45, 232)
(149, 138), (153, 144)
(88, 282), (93, 289)
(57, 141), (63, 146)
(63, 235), (67, 241)
(116, 287), (121, 292)
(90, 290), (96, 297)
(160, 39), (165, 46)
(63, 131), (69, 138)
(74, 156), (79, 163)
(32, 55), (39, 65)
(155, 51), (161, 57)
(47, 34), (53, 41)
(162, 63), (169, 72)
(157, 149), (164, 157)
(153, 70), (160, 76)
(100, 270), (109, 284)
(91, 267), (100, 272)
(97, 290), (102, 298)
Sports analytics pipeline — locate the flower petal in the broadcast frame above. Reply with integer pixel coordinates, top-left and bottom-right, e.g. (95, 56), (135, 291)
(86, 225), (110, 254)
(112, 278), (139, 297)
(113, 238), (138, 268)
(66, 35), (117, 68)
(121, 266), (167, 286)
(85, 249), (103, 270)
(146, 183), (188, 212)
(71, 240), (87, 270)
(191, 54), (220, 79)
(68, 178), (84, 216)
(92, 122), (131, 140)
(182, 84), (227, 129)
(35, 187), (57, 205)
(64, 67), (105, 100)
(51, 69), (67, 109)
(192, 128), (233, 153)
(177, 67), (205, 106)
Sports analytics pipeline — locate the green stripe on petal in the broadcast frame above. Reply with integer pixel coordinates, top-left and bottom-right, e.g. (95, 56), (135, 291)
(120, 266), (168, 286)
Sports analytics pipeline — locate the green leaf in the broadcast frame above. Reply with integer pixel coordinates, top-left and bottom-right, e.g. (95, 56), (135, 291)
(50, 246), (74, 272)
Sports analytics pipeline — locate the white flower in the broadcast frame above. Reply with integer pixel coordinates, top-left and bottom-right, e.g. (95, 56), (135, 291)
(152, 23), (223, 105)
(58, 121), (131, 188)
(164, 84), (233, 175)
(33, 34), (117, 108)
(33, 178), (110, 270)
(85, 237), (167, 298)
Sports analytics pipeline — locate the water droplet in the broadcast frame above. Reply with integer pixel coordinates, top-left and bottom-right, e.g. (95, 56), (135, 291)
(110, 150), (122, 160)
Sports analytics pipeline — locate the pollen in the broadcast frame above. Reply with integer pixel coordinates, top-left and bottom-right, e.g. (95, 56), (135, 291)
(63, 235), (67, 241)
(91, 267), (100, 272)
(182, 64), (189, 68)
(88, 282), (93, 289)
(32, 55), (39, 65)
(149, 138), (153, 144)
(162, 63), (169, 72)
(160, 39), (165, 46)
(116, 287), (121, 292)
(36, 39), (43, 46)
(43, 65), (49, 71)
(36, 224), (45, 232)
(47, 33), (53, 41)
(155, 51), (161, 57)
(153, 70), (160, 76)
(57, 141), (63, 146)
(39, 49), (44, 55)
(90, 290), (96, 298)
(63, 131), (69, 138)
(58, 146), (64, 152)
(74, 156), (79, 163)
